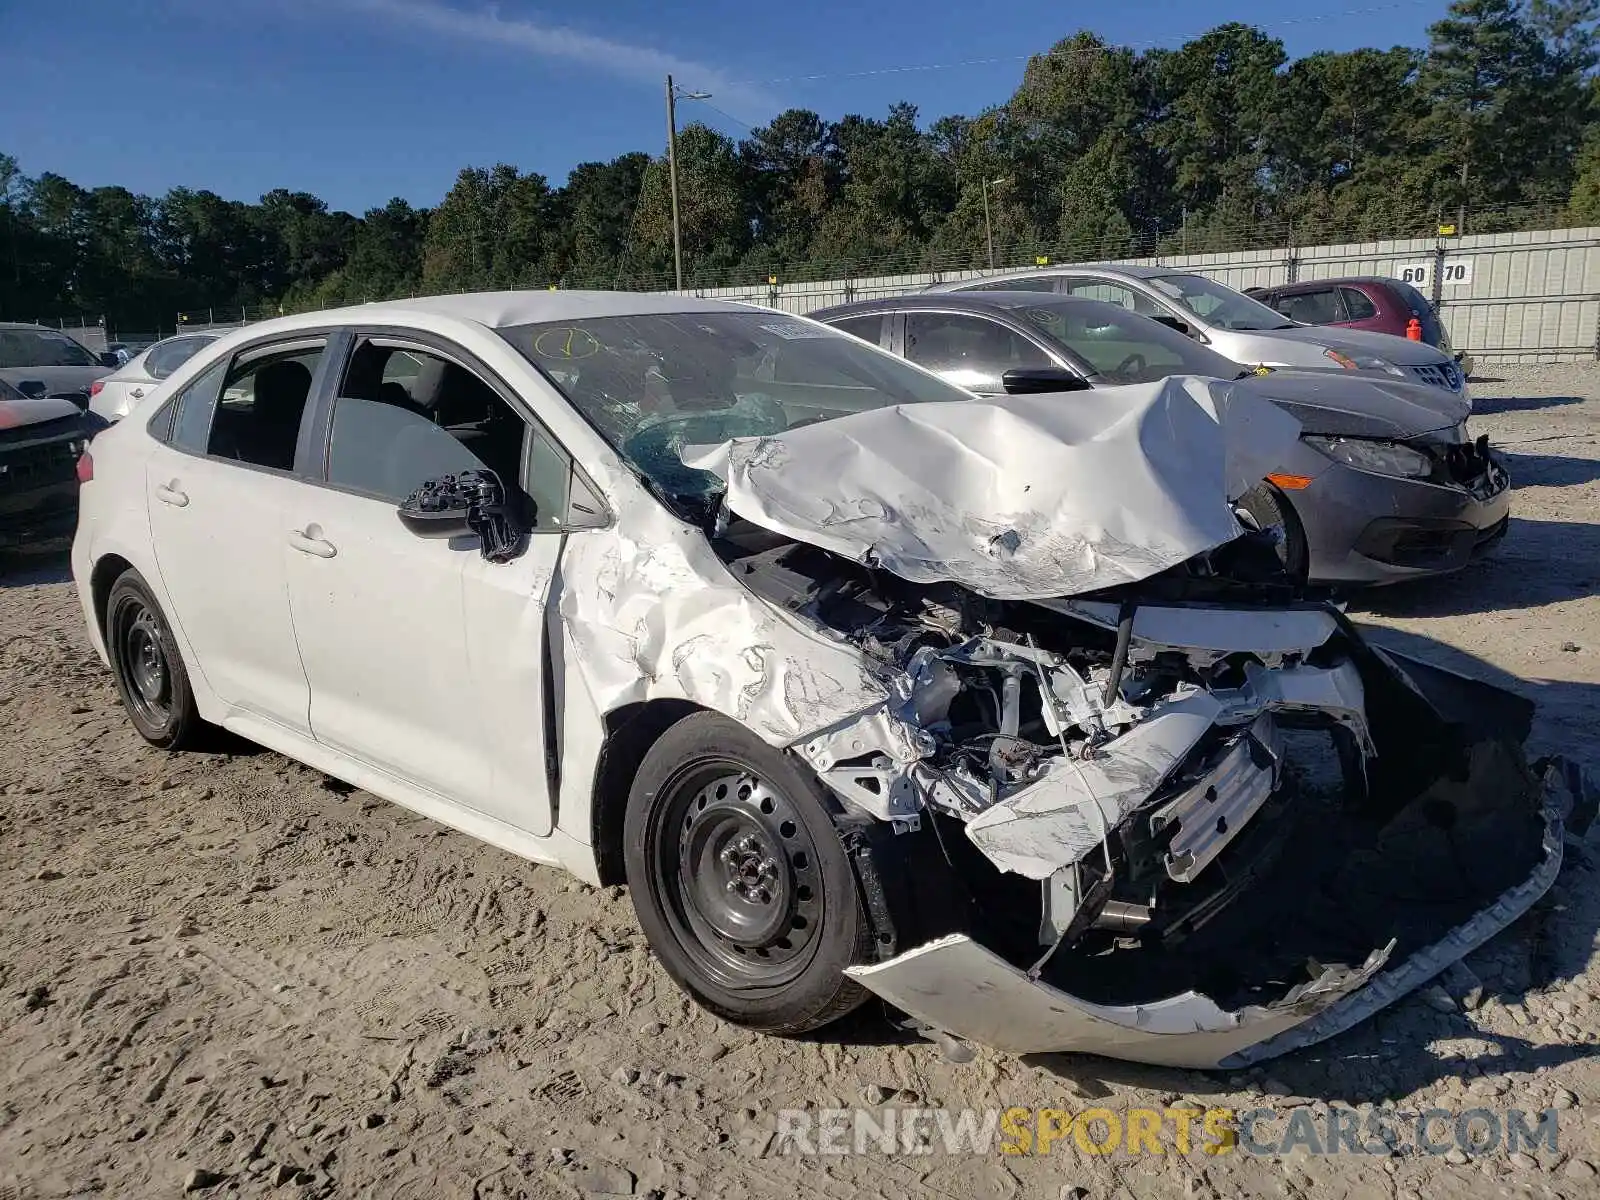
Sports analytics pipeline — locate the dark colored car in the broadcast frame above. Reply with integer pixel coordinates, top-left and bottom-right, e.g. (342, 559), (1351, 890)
(0, 378), (99, 551)
(1245, 277), (1473, 377)
(0, 322), (119, 409)
(811, 292), (1509, 586)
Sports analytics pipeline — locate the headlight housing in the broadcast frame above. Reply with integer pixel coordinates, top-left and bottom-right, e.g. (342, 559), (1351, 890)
(1323, 348), (1406, 376)
(1304, 435), (1434, 479)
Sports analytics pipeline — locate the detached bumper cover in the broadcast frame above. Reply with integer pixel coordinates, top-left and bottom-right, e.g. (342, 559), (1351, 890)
(847, 763), (1577, 1068)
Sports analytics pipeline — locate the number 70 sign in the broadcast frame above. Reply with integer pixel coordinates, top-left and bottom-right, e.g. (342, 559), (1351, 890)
(1398, 260), (1474, 288)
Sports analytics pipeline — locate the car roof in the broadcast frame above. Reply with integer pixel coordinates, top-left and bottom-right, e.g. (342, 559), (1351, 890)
(927, 263), (1178, 290)
(1266, 276), (1395, 291)
(812, 292), (1123, 321)
(243, 290), (768, 339)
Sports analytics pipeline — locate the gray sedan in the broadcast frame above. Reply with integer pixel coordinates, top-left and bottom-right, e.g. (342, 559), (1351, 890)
(925, 264), (1468, 399)
(811, 292), (1509, 586)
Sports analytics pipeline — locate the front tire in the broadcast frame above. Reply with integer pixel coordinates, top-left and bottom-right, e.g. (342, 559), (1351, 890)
(105, 568), (206, 750)
(1238, 483), (1310, 582)
(623, 712), (872, 1034)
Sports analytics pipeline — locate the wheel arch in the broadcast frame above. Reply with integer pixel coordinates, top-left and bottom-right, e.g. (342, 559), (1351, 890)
(590, 697), (707, 886)
(89, 552), (136, 638)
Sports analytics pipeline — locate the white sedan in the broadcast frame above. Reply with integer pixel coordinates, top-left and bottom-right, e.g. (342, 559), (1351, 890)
(71, 291), (1579, 1067)
(89, 331), (221, 422)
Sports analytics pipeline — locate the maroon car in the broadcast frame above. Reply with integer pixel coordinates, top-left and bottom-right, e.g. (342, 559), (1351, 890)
(1246, 277), (1473, 376)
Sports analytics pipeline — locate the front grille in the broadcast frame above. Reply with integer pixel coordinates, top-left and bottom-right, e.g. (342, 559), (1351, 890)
(1410, 361), (1464, 392)
(0, 436), (81, 494)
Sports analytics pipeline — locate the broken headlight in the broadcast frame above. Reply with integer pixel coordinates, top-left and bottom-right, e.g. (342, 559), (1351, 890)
(1303, 435), (1432, 480)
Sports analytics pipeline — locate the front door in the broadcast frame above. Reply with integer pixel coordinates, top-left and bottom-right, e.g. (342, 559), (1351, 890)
(282, 336), (565, 835)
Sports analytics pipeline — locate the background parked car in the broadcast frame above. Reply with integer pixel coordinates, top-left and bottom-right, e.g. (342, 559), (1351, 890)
(0, 377), (98, 552)
(1245, 276), (1473, 376)
(813, 291), (1509, 586)
(90, 332), (222, 422)
(927, 265), (1468, 398)
(0, 322), (119, 408)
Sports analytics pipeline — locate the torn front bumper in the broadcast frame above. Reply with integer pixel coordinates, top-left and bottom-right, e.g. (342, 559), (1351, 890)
(846, 762), (1577, 1068)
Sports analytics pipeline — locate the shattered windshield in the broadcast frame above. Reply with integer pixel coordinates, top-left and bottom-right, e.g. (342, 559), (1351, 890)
(1001, 298), (1243, 384)
(499, 312), (970, 508)
(1146, 274), (1297, 332)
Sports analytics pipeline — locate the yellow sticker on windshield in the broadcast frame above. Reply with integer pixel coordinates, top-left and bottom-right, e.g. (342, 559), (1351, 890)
(532, 327), (601, 360)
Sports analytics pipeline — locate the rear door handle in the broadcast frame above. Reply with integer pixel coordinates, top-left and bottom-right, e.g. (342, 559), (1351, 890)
(154, 483), (188, 507)
(288, 528), (337, 559)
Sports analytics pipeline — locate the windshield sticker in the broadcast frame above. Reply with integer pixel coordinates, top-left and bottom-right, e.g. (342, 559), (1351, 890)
(759, 320), (830, 340)
(532, 327), (601, 360)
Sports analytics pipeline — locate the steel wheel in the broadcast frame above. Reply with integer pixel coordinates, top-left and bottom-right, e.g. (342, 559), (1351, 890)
(104, 569), (205, 749)
(659, 764), (825, 989)
(117, 603), (172, 726)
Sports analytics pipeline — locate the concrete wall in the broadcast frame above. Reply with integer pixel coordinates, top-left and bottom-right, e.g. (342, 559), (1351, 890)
(670, 227), (1600, 365)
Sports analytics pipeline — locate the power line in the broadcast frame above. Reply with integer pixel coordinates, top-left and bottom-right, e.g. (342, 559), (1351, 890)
(719, 1), (1435, 88)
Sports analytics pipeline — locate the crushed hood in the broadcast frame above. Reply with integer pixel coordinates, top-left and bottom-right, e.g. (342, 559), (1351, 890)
(686, 376), (1302, 601)
(1237, 369), (1469, 439)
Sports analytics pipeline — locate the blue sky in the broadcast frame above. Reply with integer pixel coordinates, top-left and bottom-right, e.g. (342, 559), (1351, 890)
(3, 0), (1449, 214)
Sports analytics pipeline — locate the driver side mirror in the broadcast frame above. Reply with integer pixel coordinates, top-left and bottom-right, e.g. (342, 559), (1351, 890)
(1001, 367), (1093, 396)
(16, 379), (47, 399)
(99, 352), (121, 368)
(397, 470), (527, 563)
(1150, 315), (1193, 337)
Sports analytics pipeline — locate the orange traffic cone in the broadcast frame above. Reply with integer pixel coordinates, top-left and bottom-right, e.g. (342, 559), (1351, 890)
(1406, 318), (1423, 341)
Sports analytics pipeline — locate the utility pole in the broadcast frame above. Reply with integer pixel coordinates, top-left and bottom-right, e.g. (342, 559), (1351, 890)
(982, 176), (1008, 270)
(666, 75), (683, 291)
(665, 76), (712, 291)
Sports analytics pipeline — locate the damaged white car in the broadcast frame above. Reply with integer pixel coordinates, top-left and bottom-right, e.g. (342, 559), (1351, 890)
(72, 293), (1593, 1068)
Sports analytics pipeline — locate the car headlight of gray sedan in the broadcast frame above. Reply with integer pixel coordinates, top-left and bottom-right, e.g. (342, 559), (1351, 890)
(1303, 434), (1434, 479)
(1322, 347), (1406, 377)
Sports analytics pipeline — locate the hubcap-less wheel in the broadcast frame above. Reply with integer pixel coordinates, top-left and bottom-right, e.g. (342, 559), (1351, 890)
(661, 766), (825, 989)
(115, 599), (173, 727)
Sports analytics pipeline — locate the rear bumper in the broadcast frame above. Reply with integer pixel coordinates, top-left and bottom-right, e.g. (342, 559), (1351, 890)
(1299, 458), (1512, 585)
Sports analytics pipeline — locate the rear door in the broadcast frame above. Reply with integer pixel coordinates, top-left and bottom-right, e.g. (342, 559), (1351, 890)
(144, 334), (336, 736)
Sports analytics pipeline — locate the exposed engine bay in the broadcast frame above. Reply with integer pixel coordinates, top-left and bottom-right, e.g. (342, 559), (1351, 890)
(710, 515), (1592, 1066)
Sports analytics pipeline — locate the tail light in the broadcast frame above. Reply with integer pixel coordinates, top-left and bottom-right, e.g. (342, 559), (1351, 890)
(75, 448), (94, 483)
(89, 379), (105, 398)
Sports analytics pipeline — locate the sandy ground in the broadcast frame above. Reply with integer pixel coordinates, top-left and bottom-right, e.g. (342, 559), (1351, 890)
(2, 365), (1599, 1200)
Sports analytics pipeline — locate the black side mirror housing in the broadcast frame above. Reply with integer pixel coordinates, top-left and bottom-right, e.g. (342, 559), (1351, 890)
(1000, 366), (1093, 395)
(16, 379), (47, 398)
(99, 352), (120, 368)
(398, 470), (527, 563)
(1150, 315), (1193, 336)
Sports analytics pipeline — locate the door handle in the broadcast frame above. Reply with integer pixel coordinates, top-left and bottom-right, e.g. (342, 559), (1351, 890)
(288, 528), (337, 559)
(154, 483), (188, 507)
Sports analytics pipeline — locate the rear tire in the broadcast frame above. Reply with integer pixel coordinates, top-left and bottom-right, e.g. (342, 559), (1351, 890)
(104, 568), (206, 750)
(1238, 484), (1310, 582)
(623, 712), (872, 1034)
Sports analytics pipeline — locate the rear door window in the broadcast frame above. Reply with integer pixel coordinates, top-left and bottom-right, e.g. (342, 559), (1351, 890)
(1276, 289), (1340, 324)
(828, 314), (886, 346)
(209, 342), (327, 471)
(1339, 288), (1378, 320)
